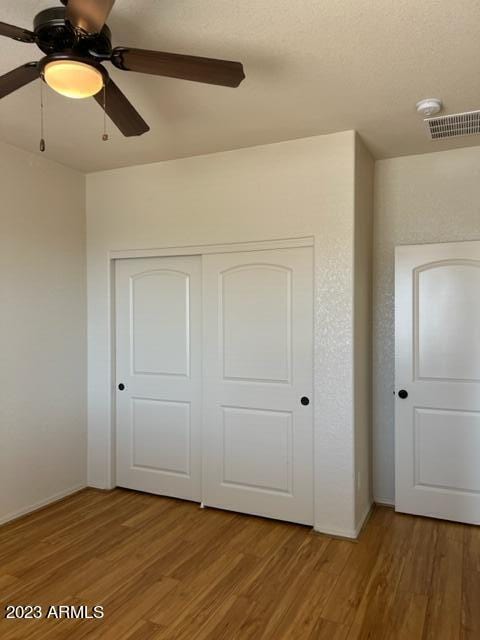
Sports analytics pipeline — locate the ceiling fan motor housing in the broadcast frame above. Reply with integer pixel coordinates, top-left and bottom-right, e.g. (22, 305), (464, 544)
(33, 7), (112, 57)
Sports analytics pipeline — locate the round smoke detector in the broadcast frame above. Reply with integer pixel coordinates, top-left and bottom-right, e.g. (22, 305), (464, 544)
(416, 98), (443, 117)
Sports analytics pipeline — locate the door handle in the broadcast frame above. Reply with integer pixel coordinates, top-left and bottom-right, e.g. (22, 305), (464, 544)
(118, 383), (125, 391)
(301, 396), (310, 406)
(398, 389), (408, 399)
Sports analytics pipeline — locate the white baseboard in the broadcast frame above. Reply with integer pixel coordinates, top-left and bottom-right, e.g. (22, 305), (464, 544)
(354, 501), (374, 537)
(374, 496), (395, 507)
(314, 501), (374, 540)
(313, 525), (357, 539)
(86, 481), (114, 490)
(0, 483), (87, 526)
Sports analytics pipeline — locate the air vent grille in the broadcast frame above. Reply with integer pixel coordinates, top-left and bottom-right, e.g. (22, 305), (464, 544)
(425, 110), (480, 140)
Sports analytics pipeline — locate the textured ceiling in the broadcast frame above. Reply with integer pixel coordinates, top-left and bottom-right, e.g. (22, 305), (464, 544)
(1, 1), (480, 172)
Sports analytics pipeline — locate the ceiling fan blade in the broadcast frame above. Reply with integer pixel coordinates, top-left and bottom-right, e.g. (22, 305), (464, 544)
(66, 0), (116, 34)
(0, 63), (40, 99)
(94, 78), (149, 137)
(0, 21), (35, 43)
(111, 48), (246, 88)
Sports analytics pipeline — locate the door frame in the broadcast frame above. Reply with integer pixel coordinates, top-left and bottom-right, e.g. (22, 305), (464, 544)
(109, 236), (315, 515)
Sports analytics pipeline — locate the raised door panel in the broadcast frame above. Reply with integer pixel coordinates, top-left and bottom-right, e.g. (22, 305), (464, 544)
(222, 406), (293, 494)
(414, 408), (480, 494)
(416, 262), (480, 382)
(132, 270), (190, 377)
(132, 398), (191, 477)
(222, 265), (292, 383)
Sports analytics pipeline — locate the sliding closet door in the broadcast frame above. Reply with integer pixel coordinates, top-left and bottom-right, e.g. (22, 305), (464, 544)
(115, 256), (202, 502)
(202, 247), (314, 525)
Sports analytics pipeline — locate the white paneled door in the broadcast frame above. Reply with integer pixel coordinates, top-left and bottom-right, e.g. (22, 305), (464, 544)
(202, 248), (314, 525)
(115, 256), (202, 501)
(395, 241), (480, 524)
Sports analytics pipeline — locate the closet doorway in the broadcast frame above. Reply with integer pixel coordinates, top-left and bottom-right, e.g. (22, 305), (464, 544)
(115, 246), (314, 525)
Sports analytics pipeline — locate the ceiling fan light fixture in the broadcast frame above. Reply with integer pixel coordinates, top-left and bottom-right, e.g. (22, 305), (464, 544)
(44, 60), (104, 99)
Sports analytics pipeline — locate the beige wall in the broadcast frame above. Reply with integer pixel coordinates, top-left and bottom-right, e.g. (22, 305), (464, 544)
(0, 141), (87, 523)
(373, 146), (480, 504)
(354, 135), (374, 525)
(86, 131), (371, 537)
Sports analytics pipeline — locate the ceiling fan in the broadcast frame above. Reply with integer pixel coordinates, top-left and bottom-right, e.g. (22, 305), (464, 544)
(0, 0), (246, 137)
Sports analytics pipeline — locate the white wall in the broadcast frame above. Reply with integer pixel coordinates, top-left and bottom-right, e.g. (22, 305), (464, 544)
(354, 135), (374, 528)
(373, 146), (480, 504)
(0, 141), (87, 524)
(86, 131), (369, 536)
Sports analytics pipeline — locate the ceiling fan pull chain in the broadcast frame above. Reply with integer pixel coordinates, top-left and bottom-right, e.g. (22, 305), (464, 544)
(102, 83), (109, 141)
(39, 77), (46, 153)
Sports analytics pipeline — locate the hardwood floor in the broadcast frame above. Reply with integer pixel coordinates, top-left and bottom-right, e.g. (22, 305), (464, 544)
(0, 488), (479, 639)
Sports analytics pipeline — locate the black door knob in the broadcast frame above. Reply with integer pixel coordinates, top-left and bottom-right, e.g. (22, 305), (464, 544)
(301, 396), (310, 406)
(118, 383), (125, 391)
(398, 389), (408, 399)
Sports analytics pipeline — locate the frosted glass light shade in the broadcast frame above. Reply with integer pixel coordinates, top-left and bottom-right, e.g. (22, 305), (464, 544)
(44, 60), (104, 99)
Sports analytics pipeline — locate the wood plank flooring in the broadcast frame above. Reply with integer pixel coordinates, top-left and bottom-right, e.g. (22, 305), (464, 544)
(0, 488), (479, 639)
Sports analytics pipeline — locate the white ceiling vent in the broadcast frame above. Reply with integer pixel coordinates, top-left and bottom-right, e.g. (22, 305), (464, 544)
(424, 110), (480, 140)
